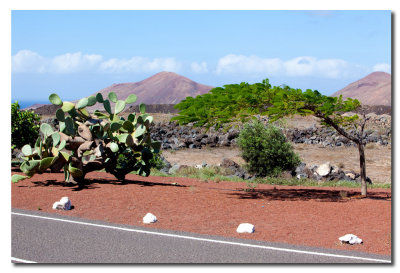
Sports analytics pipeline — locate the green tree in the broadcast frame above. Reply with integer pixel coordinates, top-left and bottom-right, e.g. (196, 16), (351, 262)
(237, 120), (301, 177)
(11, 101), (40, 150)
(267, 87), (369, 196)
(173, 79), (371, 197)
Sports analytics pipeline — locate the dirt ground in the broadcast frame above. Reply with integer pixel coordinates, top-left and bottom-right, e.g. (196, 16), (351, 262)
(11, 169), (391, 257)
(162, 144), (392, 184)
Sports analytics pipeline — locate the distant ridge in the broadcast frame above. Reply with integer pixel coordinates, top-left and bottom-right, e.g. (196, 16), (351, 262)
(331, 72), (391, 106)
(87, 71), (214, 111)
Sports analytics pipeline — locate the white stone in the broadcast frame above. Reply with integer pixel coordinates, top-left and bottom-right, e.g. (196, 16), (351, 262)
(52, 197), (71, 210)
(195, 164), (203, 169)
(345, 173), (356, 180)
(52, 201), (61, 210)
(315, 162), (331, 176)
(339, 234), (363, 245)
(236, 223), (255, 233)
(143, 213), (157, 224)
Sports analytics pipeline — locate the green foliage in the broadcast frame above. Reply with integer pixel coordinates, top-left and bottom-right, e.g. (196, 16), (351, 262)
(266, 87), (361, 129)
(237, 120), (301, 177)
(172, 79), (274, 128)
(11, 101), (41, 150)
(12, 90), (161, 184)
(172, 78), (361, 131)
(148, 153), (165, 170)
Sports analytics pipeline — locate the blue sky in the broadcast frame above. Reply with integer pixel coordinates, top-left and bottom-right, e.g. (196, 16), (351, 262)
(11, 10), (391, 104)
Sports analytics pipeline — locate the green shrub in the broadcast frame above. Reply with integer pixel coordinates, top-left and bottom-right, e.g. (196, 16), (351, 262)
(149, 152), (166, 170)
(11, 101), (40, 150)
(237, 120), (301, 177)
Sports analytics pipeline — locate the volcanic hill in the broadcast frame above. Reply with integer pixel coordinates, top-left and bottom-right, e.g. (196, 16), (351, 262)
(90, 71), (214, 108)
(331, 71), (391, 106)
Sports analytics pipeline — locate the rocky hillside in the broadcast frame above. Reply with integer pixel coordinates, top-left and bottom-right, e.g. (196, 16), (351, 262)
(331, 72), (391, 106)
(86, 71), (214, 111)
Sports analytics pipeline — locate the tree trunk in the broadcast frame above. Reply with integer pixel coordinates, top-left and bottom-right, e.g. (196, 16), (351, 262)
(358, 142), (367, 197)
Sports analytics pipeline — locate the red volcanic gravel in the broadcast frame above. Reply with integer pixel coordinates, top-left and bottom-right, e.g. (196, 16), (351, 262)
(11, 169), (391, 256)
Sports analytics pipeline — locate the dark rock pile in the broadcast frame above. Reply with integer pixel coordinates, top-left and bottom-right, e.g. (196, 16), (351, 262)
(150, 122), (240, 150)
(291, 162), (372, 184)
(149, 116), (391, 150)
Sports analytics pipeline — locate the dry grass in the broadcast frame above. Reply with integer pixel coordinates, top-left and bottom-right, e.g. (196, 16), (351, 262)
(162, 144), (391, 184)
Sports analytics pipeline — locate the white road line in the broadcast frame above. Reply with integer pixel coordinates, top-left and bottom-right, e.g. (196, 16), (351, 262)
(12, 211), (391, 263)
(11, 257), (37, 263)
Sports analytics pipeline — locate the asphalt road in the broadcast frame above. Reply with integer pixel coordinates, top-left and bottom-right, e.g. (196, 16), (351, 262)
(11, 208), (391, 264)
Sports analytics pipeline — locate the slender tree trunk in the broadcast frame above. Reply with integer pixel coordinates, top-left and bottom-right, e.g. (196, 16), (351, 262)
(358, 142), (367, 197)
(319, 114), (369, 197)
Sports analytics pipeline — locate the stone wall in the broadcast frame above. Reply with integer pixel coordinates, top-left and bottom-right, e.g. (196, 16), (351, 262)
(151, 114), (391, 150)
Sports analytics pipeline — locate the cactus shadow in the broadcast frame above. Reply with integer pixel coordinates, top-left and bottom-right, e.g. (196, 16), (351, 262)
(225, 188), (391, 202)
(28, 176), (187, 191)
(71, 177), (188, 191)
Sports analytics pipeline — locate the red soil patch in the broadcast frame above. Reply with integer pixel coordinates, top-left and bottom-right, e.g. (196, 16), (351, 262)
(11, 169), (391, 256)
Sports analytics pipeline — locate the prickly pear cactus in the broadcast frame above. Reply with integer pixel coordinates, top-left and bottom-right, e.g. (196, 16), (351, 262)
(12, 92), (161, 185)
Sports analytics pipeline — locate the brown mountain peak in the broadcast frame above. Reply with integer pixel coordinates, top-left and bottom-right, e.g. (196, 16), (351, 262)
(331, 72), (391, 106)
(89, 72), (214, 110)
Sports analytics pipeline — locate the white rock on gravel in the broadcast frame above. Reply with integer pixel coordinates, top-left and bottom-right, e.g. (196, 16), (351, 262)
(143, 213), (157, 224)
(52, 197), (71, 210)
(339, 234), (363, 245)
(316, 162), (331, 176)
(236, 223), (255, 233)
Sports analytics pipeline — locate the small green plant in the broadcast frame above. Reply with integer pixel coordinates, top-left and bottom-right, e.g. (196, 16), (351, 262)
(149, 152), (166, 170)
(245, 180), (258, 192)
(11, 101), (40, 150)
(237, 120), (301, 177)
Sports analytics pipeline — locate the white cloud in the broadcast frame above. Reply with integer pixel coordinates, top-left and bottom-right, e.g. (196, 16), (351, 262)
(216, 54), (283, 75)
(12, 50), (47, 73)
(51, 52), (103, 73)
(96, 56), (182, 73)
(283, 56), (352, 78)
(373, 63), (391, 73)
(191, 61), (208, 73)
(12, 50), (182, 74)
(12, 50), (381, 78)
(216, 54), (369, 79)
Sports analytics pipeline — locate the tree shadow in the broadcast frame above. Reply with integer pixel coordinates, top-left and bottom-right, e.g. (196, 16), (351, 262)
(30, 177), (187, 191)
(225, 188), (391, 202)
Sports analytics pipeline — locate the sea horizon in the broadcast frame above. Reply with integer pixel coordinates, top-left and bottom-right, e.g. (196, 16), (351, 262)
(12, 100), (49, 109)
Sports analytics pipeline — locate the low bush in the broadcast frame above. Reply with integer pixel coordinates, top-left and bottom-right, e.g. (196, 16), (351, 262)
(149, 153), (166, 170)
(11, 101), (40, 150)
(237, 120), (301, 177)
